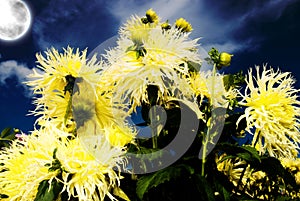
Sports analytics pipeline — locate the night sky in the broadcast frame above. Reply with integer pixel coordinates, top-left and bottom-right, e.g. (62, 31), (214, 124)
(0, 0), (300, 133)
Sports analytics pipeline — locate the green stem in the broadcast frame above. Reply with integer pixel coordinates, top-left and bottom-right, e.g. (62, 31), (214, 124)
(201, 133), (208, 176)
(150, 106), (158, 149)
(64, 92), (73, 126)
(201, 64), (217, 177)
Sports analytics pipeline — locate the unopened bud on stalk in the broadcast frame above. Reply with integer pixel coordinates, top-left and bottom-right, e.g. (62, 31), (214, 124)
(218, 52), (233, 68)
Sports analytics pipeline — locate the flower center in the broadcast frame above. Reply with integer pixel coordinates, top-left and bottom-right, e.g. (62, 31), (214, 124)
(246, 90), (295, 127)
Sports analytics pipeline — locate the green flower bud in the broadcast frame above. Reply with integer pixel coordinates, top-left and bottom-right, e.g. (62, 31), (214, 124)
(218, 52), (233, 67)
(141, 17), (148, 24)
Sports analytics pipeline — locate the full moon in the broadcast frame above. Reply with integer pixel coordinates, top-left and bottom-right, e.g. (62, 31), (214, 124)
(0, 0), (31, 41)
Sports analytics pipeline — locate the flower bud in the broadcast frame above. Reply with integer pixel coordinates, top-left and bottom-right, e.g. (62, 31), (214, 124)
(175, 18), (193, 32)
(161, 21), (171, 30)
(141, 17), (148, 24)
(206, 117), (211, 127)
(146, 8), (159, 23)
(218, 52), (233, 67)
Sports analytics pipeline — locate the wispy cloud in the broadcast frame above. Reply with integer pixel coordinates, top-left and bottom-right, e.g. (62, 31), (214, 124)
(0, 60), (36, 97)
(106, 0), (192, 24)
(106, 0), (298, 53)
(30, 0), (298, 57)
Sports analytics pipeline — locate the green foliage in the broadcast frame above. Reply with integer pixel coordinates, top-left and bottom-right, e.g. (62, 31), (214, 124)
(136, 164), (194, 200)
(45, 148), (63, 173)
(34, 179), (63, 201)
(0, 127), (18, 148)
(216, 143), (261, 164)
(212, 142), (300, 200)
(205, 47), (233, 69)
(0, 194), (8, 199)
(206, 47), (220, 65)
(223, 71), (245, 91)
(35, 149), (66, 201)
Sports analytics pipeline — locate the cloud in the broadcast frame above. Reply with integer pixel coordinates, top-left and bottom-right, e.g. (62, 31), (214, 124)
(106, 0), (192, 23)
(0, 60), (36, 97)
(30, 0), (298, 58)
(106, 0), (298, 53)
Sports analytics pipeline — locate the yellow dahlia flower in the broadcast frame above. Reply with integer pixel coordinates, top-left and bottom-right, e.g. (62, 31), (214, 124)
(279, 158), (300, 198)
(0, 128), (65, 201)
(71, 78), (132, 140)
(280, 157), (300, 185)
(26, 47), (103, 130)
(104, 19), (202, 114)
(216, 154), (266, 198)
(95, 86), (129, 129)
(237, 65), (300, 158)
(57, 135), (126, 201)
(0, 122), (128, 201)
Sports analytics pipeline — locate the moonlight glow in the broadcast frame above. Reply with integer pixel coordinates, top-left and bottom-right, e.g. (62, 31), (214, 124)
(0, 0), (31, 41)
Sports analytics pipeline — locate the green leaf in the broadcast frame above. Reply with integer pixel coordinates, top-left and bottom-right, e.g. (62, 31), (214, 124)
(216, 143), (261, 164)
(218, 186), (231, 201)
(0, 127), (16, 140)
(0, 127), (17, 148)
(0, 127), (13, 138)
(240, 146), (261, 162)
(113, 187), (131, 201)
(275, 195), (296, 201)
(136, 164), (194, 200)
(207, 47), (220, 64)
(193, 174), (216, 201)
(223, 71), (245, 91)
(259, 157), (283, 177)
(34, 179), (63, 201)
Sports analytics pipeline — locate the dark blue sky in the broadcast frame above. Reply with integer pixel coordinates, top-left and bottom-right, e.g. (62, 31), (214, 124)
(0, 0), (300, 133)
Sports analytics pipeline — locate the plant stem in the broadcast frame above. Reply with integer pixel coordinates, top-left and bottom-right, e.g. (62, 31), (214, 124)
(201, 64), (217, 177)
(64, 92), (73, 126)
(150, 105), (158, 149)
